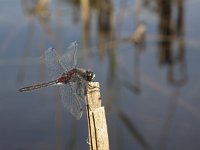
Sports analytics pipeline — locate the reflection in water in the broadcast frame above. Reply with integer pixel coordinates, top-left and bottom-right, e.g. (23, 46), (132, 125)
(157, 0), (187, 149)
(117, 109), (151, 150)
(21, 0), (52, 38)
(97, 0), (122, 111)
(157, 0), (172, 66)
(97, 0), (113, 58)
(80, 0), (91, 49)
(122, 23), (146, 95)
(97, 0), (113, 33)
(157, 0), (187, 86)
(132, 23), (146, 94)
(106, 44), (119, 110)
(159, 89), (180, 150)
(17, 0), (52, 84)
(167, 0), (187, 87)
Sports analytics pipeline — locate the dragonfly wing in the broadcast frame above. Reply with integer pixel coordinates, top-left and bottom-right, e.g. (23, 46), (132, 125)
(59, 83), (83, 120)
(73, 80), (87, 104)
(43, 48), (65, 80)
(60, 41), (78, 71)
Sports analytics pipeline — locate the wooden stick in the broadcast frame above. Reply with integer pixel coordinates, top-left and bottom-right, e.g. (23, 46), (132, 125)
(86, 82), (109, 150)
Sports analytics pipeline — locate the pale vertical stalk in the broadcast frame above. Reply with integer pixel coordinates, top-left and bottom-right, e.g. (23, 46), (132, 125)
(86, 82), (110, 150)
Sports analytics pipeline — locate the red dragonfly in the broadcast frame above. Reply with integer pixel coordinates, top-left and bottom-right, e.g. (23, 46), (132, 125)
(18, 42), (95, 119)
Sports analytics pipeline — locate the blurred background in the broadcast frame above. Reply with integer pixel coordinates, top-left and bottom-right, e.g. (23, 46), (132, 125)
(0, 0), (200, 149)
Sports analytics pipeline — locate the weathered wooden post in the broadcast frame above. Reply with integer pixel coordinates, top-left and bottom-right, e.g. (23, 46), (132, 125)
(86, 82), (109, 150)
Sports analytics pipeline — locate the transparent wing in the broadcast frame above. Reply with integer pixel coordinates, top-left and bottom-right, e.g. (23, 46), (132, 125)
(43, 48), (65, 80)
(59, 82), (84, 120)
(60, 41), (78, 71)
(73, 80), (87, 104)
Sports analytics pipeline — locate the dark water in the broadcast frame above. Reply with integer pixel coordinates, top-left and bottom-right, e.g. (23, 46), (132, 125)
(0, 0), (200, 150)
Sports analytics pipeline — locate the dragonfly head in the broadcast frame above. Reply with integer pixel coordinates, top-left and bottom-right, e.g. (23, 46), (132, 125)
(85, 70), (95, 81)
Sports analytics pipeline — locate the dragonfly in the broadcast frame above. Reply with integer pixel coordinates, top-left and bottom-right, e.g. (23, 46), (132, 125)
(18, 41), (95, 119)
